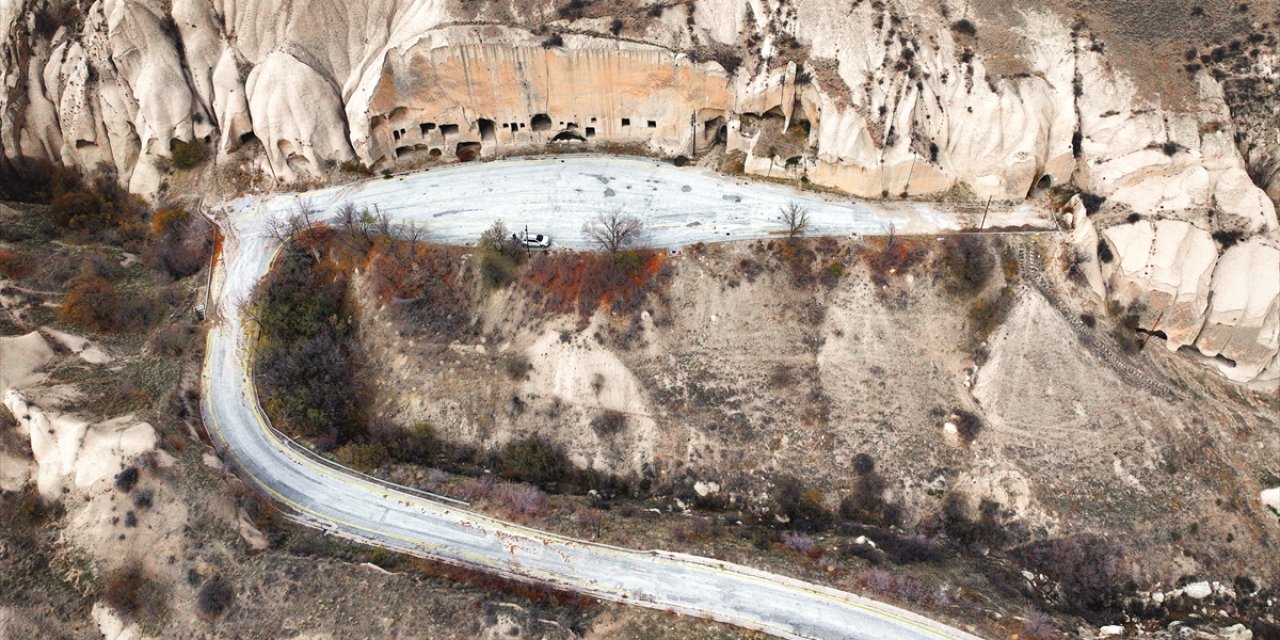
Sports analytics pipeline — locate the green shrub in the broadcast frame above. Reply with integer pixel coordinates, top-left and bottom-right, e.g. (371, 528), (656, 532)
(170, 139), (210, 170)
(334, 443), (389, 470)
(498, 438), (569, 486)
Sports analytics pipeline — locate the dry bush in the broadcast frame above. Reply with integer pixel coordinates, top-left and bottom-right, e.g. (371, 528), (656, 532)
(366, 420), (440, 466)
(494, 483), (547, 516)
(939, 235), (994, 297)
(781, 531), (820, 557)
(863, 238), (929, 286)
(196, 577), (235, 621)
(967, 285), (1016, 348)
(101, 564), (166, 624)
(838, 454), (902, 528)
(497, 438), (570, 487)
(144, 208), (214, 280)
(1013, 534), (1129, 617)
(951, 409), (984, 445)
(521, 249), (668, 316)
(170, 139), (210, 170)
(590, 409), (627, 436)
(114, 467), (140, 492)
(365, 241), (469, 335)
(672, 516), (716, 542)
(334, 443), (389, 470)
(771, 475), (833, 533)
(253, 244), (364, 446)
(0, 250), (32, 279)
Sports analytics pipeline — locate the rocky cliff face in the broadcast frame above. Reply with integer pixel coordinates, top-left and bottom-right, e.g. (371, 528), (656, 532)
(1, 0), (1278, 385)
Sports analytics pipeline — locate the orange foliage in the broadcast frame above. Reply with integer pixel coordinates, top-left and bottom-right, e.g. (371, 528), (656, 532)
(59, 275), (122, 332)
(862, 238), (928, 286)
(521, 250), (666, 316)
(150, 207), (189, 237)
(0, 250), (32, 280)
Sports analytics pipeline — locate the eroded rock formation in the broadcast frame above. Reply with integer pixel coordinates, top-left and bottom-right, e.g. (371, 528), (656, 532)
(1, 0), (1278, 384)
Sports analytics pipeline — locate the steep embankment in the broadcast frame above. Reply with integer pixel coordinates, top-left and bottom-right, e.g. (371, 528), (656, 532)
(1, 0), (1278, 383)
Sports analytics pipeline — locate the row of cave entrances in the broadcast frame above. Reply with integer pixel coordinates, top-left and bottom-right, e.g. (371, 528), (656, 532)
(387, 112), (728, 162)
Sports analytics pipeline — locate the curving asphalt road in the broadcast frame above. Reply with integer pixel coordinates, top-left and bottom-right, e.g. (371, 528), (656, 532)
(203, 157), (1044, 640)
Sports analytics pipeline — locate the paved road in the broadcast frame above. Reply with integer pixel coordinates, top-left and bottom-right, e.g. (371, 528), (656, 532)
(204, 157), (1040, 640)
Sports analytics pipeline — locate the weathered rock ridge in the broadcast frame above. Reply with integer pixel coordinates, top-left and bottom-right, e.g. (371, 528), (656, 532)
(1, 0), (1278, 384)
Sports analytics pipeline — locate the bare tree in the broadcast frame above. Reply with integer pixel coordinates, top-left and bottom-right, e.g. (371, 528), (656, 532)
(583, 208), (643, 255)
(267, 200), (319, 256)
(400, 220), (425, 253)
(781, 201), (809, 239)
(336, 201), (360, 238)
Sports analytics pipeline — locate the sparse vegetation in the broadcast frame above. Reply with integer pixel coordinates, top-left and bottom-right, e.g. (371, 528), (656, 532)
(939, 235), (993, 297)
(101, 563), (167, 624)
(170, 139), (210, 170)
(195, 577), (235, 621)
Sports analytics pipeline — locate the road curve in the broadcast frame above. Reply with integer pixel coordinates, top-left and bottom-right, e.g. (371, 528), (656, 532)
(203, 157), (1032, 640)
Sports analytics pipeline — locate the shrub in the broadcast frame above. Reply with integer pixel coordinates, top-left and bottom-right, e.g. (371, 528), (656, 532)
(365, 241), (469, 334)
(952, 409), (984, 444)
(334, 443), (389, 470)
(1079, 193), (1106, 215)
(1096, 239), (1114, 263)
(494, 483), (548, 516)
(504, 354), (532, 380)
(521, 249), (668, 316)
(1212, 229), (1244, 248)
(590, 409), (627, 436)
(101, 564), (166, 623)
(772, 475), (833, 533)
(967, 285), (1015, 346)
(863, 238), (928, 286)
(196, 578), (235, 620)
(876, 533), (943, 564)
(253, 247), (364, 446)
(839, 457), (902, 528)
(170, 139), (210, 170)
(951, 18), (977, 36)
(59, 275), (124, 332)
(0, 250), (33, 279)
(939, 235), (994, 297)
(498, 438), (569, 486)
(476, 221), (526, 290)
(145, 208), (214, 279)
(781, 531), (819, 556)
(1013, 534), (1128, 616)
(541, 33), (564, 48)
(367, 420), (439, 465)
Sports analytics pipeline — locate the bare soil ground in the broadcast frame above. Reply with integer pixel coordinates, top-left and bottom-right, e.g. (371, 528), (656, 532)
(355, 230), (1279, 632)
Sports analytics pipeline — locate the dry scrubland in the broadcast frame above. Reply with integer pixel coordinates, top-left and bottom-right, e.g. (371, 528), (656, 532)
(247, 205), (1279, 638)
(0, 177), (756, 640)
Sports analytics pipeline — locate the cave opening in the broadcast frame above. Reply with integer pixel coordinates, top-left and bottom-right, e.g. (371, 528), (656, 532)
(531, 114), (552, 132)
(552, 130), (586, 143)
(420, 122), (436, 136)
(584, 127), (596, 138)
(440, 124), (460, 136)
(478, 118), (496, 143)
(456, 141), (482, 161)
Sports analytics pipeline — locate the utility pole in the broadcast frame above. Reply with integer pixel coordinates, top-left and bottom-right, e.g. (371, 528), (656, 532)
(525, 224), (531, 258)
(979, 196), (992, 231)
(690, 112), (697, 157)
